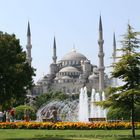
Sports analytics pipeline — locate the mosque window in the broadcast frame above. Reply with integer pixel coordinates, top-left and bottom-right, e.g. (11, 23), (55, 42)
(65, 61), (67, 65)
(72, 61), (75, 65)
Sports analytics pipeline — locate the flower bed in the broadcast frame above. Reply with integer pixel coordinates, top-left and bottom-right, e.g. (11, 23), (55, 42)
(0, 122), (140, 130)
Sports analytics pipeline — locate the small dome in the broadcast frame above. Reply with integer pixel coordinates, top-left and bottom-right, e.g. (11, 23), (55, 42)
(93, 67), (99, 74)
(88, 74), (99, 80)
(84, 59), (90, 63)
(61, 76), (72, 80)
(61, 50), (87, 61)
(59, 66), (80, 73)
(54, 77), (59, 80)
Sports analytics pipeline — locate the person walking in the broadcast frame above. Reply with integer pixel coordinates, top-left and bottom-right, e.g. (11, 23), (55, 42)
(51, 107), (58, 122)
(2, 111), (6, 122)
(9, 107), (15, 122)
(0, 111), (3, 122)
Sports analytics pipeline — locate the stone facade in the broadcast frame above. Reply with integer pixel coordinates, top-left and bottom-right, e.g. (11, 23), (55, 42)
(32, 49), (110, 95)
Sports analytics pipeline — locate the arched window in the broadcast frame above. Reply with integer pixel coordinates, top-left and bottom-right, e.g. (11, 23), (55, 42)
(65, 61), (67, 65)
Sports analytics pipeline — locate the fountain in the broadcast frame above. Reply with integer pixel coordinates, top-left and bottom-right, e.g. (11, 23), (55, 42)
(36, 99), (79, 122)
(36, 87), (106, 122)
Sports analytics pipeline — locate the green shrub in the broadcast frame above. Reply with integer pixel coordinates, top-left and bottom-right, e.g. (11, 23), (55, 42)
(15, 105), (36, 120)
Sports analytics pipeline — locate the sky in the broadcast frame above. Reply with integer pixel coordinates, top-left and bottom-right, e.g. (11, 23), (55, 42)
(0, 0), (140, 83)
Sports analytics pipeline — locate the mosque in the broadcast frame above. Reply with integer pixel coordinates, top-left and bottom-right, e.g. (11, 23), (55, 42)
(26, 16), (117, 95)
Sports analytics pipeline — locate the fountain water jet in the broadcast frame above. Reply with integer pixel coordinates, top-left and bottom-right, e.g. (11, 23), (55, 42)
(102, 91), (107, 118)
(78, 87), (89, 122)
(90, 89), (96, 118)
(90, 89), (107, 120)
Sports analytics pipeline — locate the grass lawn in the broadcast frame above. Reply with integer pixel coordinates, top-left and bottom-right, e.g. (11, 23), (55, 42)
(0, 129), (140, 140)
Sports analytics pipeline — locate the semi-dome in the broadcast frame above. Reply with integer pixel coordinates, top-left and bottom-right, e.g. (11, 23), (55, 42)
(59, 66), (80, 73)
(61, 49), (87, 61)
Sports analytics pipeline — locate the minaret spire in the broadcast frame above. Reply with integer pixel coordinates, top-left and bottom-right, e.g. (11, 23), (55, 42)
(99, 15), (103, 33)
(98, 15), (105, 91)
(52, 37), (57, 64)
(113, 32), (116, 63)
(112, 33), (117, 86)
(26, 21), (32, 66)
(27, 22), (31, 36)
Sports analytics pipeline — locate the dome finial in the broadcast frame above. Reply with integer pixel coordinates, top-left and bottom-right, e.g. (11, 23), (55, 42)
(71, 43), (76, 52)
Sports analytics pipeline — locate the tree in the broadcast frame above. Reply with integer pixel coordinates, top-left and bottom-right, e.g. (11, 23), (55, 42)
(0, 32), (35, 109)
(33, 90), (69, 110)
(107, 107), (130, 121)
(107, 105), (140, 121)
(100, 24), (140, 137)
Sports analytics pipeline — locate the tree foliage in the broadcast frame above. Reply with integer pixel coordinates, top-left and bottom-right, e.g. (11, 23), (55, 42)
(107, 105), (140, 121)
(0, 32), (35, 109)
(100, 24), (140, 137)
(104, 24), (140, 109)
(33, 91), (69, 109)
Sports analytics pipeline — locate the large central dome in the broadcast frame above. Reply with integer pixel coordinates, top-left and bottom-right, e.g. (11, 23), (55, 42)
(61, 49), (87, 61)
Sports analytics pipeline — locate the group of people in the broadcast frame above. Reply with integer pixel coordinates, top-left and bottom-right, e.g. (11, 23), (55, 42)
(0, 108), (30, 122)
(0, 107), (15, 122)
(42, 107), (59, 122)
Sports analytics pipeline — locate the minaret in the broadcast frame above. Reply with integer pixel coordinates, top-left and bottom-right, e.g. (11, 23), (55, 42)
(112, 33), (116, 63)
(26, 21), (32, 66)
(98, 15), (105, 91)
(112, 33), (117, 86)
(52, 37), (57, 64)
